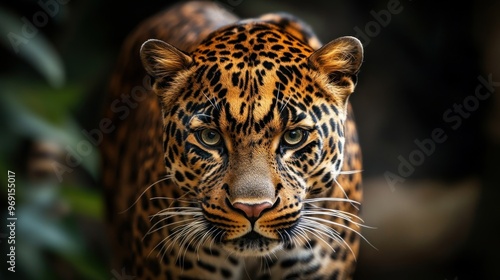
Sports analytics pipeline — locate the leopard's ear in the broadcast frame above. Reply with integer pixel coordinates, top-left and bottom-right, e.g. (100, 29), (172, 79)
(140, 39), (192, 79)
(308, 36), (363, 93)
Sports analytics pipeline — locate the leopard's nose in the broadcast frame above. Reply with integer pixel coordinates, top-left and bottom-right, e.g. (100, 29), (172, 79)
(232, 201), (273, 220)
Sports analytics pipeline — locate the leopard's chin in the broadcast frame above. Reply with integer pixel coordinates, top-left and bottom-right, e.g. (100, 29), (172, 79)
(222, 232), (282, 256)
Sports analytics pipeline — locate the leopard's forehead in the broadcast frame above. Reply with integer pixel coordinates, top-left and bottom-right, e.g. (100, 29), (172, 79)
(194, 22), (314, 63)
(184, 23), (330, 137)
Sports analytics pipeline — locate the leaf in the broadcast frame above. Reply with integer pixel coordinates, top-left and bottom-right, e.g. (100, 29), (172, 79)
(0, 93), (100, 180)
(60, 186), (104, 221)
(62, 252), (109, 280)
(0, 7), (65, 87)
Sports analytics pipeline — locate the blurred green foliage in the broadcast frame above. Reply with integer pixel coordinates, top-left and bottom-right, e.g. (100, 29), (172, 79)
(0, 1), (108, 279)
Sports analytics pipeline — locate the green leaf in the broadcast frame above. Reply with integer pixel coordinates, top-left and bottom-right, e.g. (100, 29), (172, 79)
(62, 252), (109, 280)
(0, 8), (65, 87)
(0, 93), (100, 180)
(60, 186), (104, 221)
(0, 77), (84, 124)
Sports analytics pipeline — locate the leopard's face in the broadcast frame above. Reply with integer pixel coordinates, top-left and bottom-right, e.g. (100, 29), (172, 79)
(141, 23), (363, 256)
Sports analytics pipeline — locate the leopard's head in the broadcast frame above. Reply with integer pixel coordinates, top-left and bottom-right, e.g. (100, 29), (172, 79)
(140, 22), (363, 256)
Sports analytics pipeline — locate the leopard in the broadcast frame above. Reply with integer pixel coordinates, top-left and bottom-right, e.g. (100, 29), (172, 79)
(101, 1), (365, 279)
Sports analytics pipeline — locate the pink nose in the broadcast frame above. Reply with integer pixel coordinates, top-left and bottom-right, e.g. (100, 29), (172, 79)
(232, 202), (273, 219)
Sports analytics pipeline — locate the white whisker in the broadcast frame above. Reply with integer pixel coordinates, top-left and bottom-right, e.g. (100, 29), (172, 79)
(337, 169), (363, 175)
(201, 90), (220, 111)
(151, 207), (203, 218)
(183, 221), (208, 262)
(277, 83), (291, 114)
(306, 217), (358, 260)
(120, 175), (171, 214)
(150, 196), (198, 203)
(209, 229), (221, 253)
(302, 212), (377, 255)
(332, 175), (359, 210)
(196, 225), (217, 260)
(300, 224), (336, 253)
(290, 227), (311, 249)
(304, 203), (363, 220)
(304, 197), (361, 205)
(144, 217), (199, 240)
(172, 220), (206, 267)
(144, 203), (207, 268)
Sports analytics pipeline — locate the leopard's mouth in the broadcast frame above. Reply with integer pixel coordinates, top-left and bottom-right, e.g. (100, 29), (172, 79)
(238, 231), (274, 245)
(205, 197), (300, 255)
(222, 230), (282, 256)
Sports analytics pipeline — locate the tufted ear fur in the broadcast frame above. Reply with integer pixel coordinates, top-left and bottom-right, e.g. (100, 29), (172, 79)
(308, 36), (363, 93)
(140, 39), (192, 80)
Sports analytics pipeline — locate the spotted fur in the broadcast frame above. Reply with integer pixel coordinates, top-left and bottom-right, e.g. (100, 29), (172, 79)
(102, 1), (364, 279)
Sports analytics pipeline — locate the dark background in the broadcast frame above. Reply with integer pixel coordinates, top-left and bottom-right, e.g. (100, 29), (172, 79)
(1, 0), (499, 279)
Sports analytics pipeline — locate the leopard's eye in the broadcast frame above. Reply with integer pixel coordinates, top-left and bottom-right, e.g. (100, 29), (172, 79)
(282, 129), (307, 148)
(198, 129), (222, 147)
